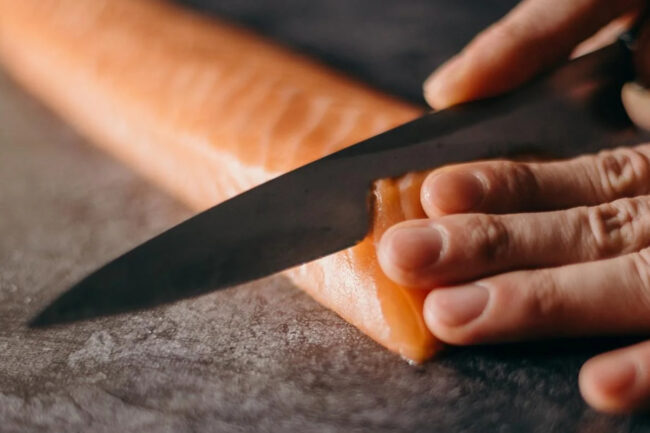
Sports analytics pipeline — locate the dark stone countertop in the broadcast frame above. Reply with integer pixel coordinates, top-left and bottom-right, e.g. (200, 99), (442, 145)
(2, 1), (650, 431)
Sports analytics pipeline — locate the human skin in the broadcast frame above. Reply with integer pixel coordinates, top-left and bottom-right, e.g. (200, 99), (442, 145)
(376, 0), (650, 414)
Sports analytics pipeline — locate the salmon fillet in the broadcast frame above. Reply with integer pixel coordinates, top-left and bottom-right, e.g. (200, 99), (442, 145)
(0, 0), (439, 361)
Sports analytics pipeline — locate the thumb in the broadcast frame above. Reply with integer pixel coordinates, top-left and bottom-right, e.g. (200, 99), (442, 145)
(622, 21), (650, 130)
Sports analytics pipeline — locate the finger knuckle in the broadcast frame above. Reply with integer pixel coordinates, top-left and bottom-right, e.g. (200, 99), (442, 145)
(595, 148), (650, 198)
(481, 161), (539, 208)
(524, 271), (564, 322)
(586, 198), (649, 256)
(504, 161), (539, 198)
(467, 215), (511, 261)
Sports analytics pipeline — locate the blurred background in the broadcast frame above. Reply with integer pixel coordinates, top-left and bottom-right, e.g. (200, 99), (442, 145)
(180, 0), (517, 103)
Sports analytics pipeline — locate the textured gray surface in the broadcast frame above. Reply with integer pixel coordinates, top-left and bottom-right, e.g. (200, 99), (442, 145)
(3, 0), (650, 432)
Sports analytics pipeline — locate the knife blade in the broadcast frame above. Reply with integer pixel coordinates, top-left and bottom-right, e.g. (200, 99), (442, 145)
(30, 39), (644, 327)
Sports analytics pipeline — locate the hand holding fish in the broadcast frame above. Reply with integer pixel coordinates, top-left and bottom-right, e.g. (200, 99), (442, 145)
(378, 0), (650, 414)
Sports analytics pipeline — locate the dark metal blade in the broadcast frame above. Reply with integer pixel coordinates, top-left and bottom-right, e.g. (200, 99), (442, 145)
(31, 40), (645, 326)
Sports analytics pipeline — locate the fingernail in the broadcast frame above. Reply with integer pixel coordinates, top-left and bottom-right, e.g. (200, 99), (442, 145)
(385, 225), (443, 271)
(423, 55), (466, 109)
(426, 285), (489, 327)
(426, 170), (484, 213)
(589, 356), (637, 397)
(622, 81), (650, 131)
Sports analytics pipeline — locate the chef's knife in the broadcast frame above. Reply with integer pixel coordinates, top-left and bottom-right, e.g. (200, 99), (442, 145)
(30, 38), (645, 327)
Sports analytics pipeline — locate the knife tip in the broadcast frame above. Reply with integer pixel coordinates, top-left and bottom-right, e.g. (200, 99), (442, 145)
(27, 312), (52, 328)
(27, 284), (99, 328)
(27, 302), (76, 328)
